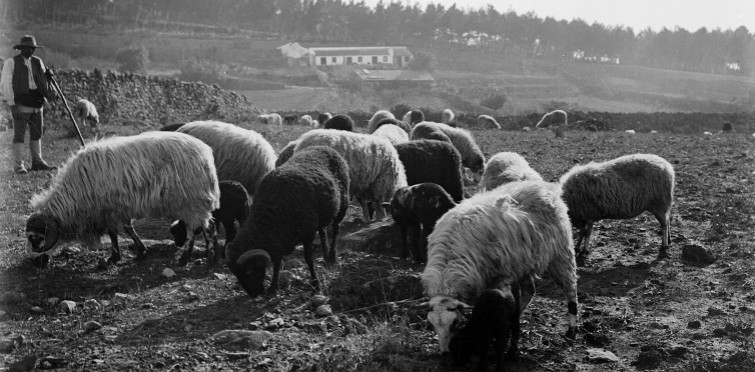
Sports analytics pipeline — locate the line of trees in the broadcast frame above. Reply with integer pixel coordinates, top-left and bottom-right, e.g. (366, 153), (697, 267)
(4, 0), (753, 75)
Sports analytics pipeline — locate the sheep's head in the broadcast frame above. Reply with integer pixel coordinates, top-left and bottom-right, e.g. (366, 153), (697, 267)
(231, 248), (271, 298)
(423, 296), (470, 353)
(25, 213), (61, 253)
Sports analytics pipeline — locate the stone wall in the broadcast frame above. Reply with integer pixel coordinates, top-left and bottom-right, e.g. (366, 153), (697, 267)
(46, 69), (259, 128)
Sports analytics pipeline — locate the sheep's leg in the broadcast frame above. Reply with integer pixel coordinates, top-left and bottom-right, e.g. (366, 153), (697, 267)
(268, 259), (282, 295)
(654, 210), (671, 258)
(505, 308), (522, 362)
(303, 240), (320, 290)
(178, 227), (201, 266)
(575, 221), (594, 266)
(399, 225), (410, 260)
(205, 222), (223, 266)
(496, 331), (511, 370)
(358, 197), (371, 221)
(122, 222), (146, 260)
(546, 256), (579, 340)
(107, 228), (121, 264)
(328, 221), (339, 263)
(318, 228), (331, 262)
(374, 200), (387, 220)
(410, 224), (423, 263)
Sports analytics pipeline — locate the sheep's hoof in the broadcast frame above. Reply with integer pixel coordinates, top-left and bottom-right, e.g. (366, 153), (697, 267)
(657, 248), (670, 259)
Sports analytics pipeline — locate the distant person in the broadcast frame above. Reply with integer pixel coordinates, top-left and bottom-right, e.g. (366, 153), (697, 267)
(0, 35), (58, 174)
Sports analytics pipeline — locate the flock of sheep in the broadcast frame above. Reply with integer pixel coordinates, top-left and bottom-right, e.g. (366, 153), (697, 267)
(22, 108), (676, 371)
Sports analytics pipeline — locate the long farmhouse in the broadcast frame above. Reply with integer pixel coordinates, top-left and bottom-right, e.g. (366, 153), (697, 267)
(278, 43), (413, 68)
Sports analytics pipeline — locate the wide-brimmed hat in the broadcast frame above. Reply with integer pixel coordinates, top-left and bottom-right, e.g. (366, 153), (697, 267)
(13, 35), (43, 50)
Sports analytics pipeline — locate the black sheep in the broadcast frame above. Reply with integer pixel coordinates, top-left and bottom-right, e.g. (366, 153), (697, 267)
(394, 140), (465, 202)
(323, 114), (354, 131)
(170, 180), (250, 265)
(283, 114), (298, 125)
(226, 146), (350, 297)
(385, 183), (456, 263)
(449, 276), (535, 372)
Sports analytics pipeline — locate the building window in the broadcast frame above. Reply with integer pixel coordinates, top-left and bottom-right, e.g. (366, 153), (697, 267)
(382, 56), (388, 62)
(372, 56), (378, 64)
(346, 56), (353, 64)
(332, 57), (337, 63)
(320, 57), (327, 65)
(357, 56), (363, 63)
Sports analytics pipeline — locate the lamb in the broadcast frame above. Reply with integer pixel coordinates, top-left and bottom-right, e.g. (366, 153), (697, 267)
(449, 276), (536, 372)
(385, 183), (456, 263)
(256, 113), (283, 126)
(372, 123), (409, 146)
(73, 99), (99, 130)
(226, 146), (350, 297)
(536, 109), (568, 128)
(402, 109), (425, 126)
(323, 114), (354, 131)
(294, 129), (407, 221)
(441, 109), (455, 125)
(374, 118), (412, 134)
(394, 139), (465, 202)
(367, 109), (396, 133)
(410, 121), (486, 175)
(170, 180), (250, 265)
(25, 131), (219, 267)
(477, 114), (501, 130)
(480, 152), (543, 191)
(559, 153), (675, 264)
(275, 140), (299, 167)
(177, 120), (277, 196)
(421, 180), (579, 352)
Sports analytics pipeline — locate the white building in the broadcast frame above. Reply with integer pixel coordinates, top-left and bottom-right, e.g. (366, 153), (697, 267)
(278, 44), (413, 67)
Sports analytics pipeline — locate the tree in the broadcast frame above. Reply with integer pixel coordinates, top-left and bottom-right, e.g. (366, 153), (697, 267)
(408, 51), (437, 72)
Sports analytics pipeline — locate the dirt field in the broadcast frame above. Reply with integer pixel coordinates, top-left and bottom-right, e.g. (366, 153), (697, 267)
(1, 121), (754, 371)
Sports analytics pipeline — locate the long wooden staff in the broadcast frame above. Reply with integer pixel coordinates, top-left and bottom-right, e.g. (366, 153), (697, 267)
(47, 75), (85, 147)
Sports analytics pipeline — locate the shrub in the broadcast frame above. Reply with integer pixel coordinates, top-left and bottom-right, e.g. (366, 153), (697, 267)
(408, 51), (438, 72)
(115, 45), (149, 73)
(480, 93), (507, 110)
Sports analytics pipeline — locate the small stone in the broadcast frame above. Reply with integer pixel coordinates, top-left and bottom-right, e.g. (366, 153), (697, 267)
(266, 318), (285, 330)
(84, 321), (103, 332)
(84, 299), (101, 310)
(59, 300), (76, 314)
(681, 244), (716, 265)
(30, 306), (45, 314)
(161, 268), (177, 279)
(315, 304), (333, 317)
(186, 292), (200, 302)
(687, 320), (702, 329)
(707, 307), (726, 317)
(113, 293), (134, 306)
(587, 348), (620, 363)
(311, 295), (329, 308)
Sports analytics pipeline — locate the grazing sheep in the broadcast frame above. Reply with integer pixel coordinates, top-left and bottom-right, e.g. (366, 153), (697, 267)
(477, 114), (501, 130)
(73, 99), (99, 129)
(441, 109), (455, 125)
(276, 140), (299, 167)
(298, 114), (314, 126)
(480, 152), (543, 191)
(374, 118), (412, 134)
(294, 129), (407, 221)
(256, 113), (283, 126)
(25, 131), (219, 267)
(372, 123), (409, 146)
(721, 122), (733, 132)
(226, 146), (350, 297)
(625, 129), (636, 134)
(394, 139), (465, 202)
(402, 109), (425, 126)
(385, 183), (456, 263)
(170, 180), (250, 265)
(318, 112), (333, 126)
(410, 121), (452, 144)
(650, 130), (658, 134)
(522, 126), (531, 132)
(323, 114), (354, 131)
(177, 121), (277, 196)
(367, 110), (396, 133)
(421, 180), (579, 352)
(283, 114), (298, 125)
(536, 109), (568, 128)
(559, 153), (675, 263)
(410, 121), (486, 174)
(449, 276), (535, 371)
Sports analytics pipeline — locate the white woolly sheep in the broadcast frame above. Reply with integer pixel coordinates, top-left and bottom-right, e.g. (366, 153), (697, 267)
(294, 129), (407, 221)
(385, 183), (456, 263)
(421, 180), (579, 352)
(477, 114), (501, 130)
(25, 131), (220, 267)
(311, 119), (320, 128)
(73, 99), (99, 129)
(536, 109), (568, 128)
(226, 146), (350, 297)
(625, 129), (636, 134)
(367, 110), (396, 133)
(298, 114), (314, 126)
(177, 121), (277, 196)
(256, 113), (283, 126)
(449, 276), (535, 370)
(372, 123), (409, 146)
(480, 152), (543, 191)
(410, 121), (486, 175)
(559, 153), (675, 264)
(441, 109), (455, 125)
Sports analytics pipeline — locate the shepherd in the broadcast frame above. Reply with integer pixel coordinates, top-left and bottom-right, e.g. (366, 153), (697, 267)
(0, 35), (58, 174)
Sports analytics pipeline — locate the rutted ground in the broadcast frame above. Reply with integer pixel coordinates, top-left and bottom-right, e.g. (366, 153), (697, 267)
(1, 123), (754, 371)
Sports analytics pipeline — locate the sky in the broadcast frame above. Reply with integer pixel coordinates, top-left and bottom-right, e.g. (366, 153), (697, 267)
(361, 0), (754, 33)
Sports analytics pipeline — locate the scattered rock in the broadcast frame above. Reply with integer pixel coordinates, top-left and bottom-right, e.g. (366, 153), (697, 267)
(161, 268), (177, 279)
(30, 306), (44, 314)
(141, 303), (156, 309)
(59, 300), (76, 314)
(687, 320), (702, 329)
(84, 321), (103, 332)
(587, 348), (619, 363)
(39, 356), (68, 369)
(84, 299), (101, 310)
(311, 295), (329, 308)
(266, 318), (285, 330)
(315, 304), (333, 317)
(113, 293), (135, 307)
(681, 244), (716, 265)
(208, 330), (272, 351)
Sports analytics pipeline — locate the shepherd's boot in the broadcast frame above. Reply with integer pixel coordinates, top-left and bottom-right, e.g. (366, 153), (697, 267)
(29, 140), (57, 171)
(12, 143), (27, 174)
